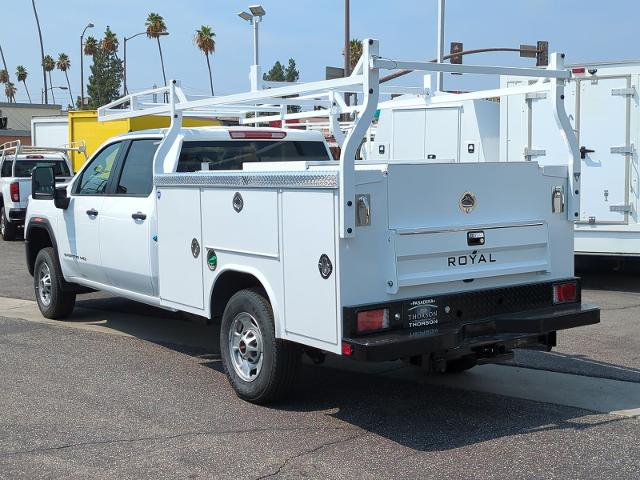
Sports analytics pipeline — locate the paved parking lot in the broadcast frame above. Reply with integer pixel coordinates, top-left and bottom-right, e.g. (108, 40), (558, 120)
(1, 238), (639, 479)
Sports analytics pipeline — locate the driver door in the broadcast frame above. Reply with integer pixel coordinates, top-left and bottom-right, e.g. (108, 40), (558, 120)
(58, 142), (123, 285)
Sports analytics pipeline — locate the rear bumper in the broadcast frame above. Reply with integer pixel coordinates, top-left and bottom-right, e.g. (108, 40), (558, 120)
(343, 303), (600, 362)
(8, 208), (26, 223)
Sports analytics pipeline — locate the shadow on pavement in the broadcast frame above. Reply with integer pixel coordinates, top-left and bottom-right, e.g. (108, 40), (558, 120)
(252, 363), (626, 453)
(577, 256), (640, 293)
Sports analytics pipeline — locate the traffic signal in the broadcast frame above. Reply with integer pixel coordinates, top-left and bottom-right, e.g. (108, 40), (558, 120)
(450, 42), (463, 64)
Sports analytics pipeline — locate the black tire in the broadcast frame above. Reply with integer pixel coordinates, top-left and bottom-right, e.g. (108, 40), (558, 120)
(34, 247), (76, 319)
(220, 289), (299, 404)
(0, 206), (17, 241)
(443, 356), (477, 374)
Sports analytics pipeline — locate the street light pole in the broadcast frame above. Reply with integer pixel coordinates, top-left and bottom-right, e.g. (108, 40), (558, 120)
(80, 22), (94, 109)
(239, 5), (266, 91)
(124, 31), (169, 96)
(252, 17), (259, 66)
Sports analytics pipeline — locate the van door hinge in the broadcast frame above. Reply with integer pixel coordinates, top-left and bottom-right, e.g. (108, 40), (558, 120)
(610, 144), (634, 155)
(610, 204), (632, 213)
(611, 87), (636, 97)
(524, 147), (546, 159)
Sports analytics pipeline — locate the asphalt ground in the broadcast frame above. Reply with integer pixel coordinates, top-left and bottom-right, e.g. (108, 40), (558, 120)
(1, 237), (639, 478)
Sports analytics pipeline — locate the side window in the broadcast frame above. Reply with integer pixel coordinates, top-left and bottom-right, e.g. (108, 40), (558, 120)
(115, 139), (159, 196)
(1, 159), (13, 177)
(75, 142), (122, 195)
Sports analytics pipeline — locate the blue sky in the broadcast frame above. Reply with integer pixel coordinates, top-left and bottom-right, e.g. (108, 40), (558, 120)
(1, 0), (638, 104)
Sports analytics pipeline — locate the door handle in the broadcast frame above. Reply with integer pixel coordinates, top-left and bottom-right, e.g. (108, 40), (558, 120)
(131, 212), (147, 221)
(580, 146), (595, 159)
(86, 208), (98, 217)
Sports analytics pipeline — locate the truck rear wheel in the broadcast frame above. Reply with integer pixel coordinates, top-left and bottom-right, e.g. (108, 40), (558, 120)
(0, 207), (17, 241)
(34, 247), (76, 319)
(220, 289), (299, 404)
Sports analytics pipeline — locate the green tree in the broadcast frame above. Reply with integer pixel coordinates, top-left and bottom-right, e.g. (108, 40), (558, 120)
(194, 25), (216, 96)
(0, 69), (8, 84)
(284, 58), (300, 83)
(86, 41), (123, 109)
(56, 53), (74, 105)
(264, 61), (285, 82)
(16, 66), (31, 103)
(264, 58), (301, 113)
(42, 54), (56, 103)
(146, 12), (168, 86)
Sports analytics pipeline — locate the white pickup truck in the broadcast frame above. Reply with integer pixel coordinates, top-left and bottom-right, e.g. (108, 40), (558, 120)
(0, 141), (75, 240)
(25, 40), (599, 403)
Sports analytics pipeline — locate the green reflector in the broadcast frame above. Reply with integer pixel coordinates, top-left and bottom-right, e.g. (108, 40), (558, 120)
(207, 250), (217, 271)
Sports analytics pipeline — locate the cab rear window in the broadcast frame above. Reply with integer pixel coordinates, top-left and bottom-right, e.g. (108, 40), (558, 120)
(177, 140), (330, 172)
(14, 160), (71, 178)
(1, 160), (12, 177)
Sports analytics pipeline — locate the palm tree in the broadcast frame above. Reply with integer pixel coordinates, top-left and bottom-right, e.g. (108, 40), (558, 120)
(146, 12), (168, 86)
(194, 25), (216, 96)
(102, 26), (119, 56)
(56, 53), (74, 105)
(16, 66), (31, 103)
(4, 82), (16, 103)
(0, 69), (9, 101)
(348, 39), (363, 72)
(42, 54), (56, 103)
(32, 0), (47, 103)
(0, 44), (10, 84)
(84, 36), (99, 56)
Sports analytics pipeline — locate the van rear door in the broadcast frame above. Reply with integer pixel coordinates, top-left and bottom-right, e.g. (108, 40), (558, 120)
(577, 76), (632, 224)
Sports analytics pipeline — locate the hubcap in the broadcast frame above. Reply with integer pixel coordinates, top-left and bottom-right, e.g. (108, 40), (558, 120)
(228, 313), (264, 382)
(37, 263), (52, 307)
(0, 209), (5, 236)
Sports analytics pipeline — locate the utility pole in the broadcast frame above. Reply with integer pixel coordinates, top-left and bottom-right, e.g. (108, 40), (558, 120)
(436, 0), (445, 92)
(344, 0), (350, 105)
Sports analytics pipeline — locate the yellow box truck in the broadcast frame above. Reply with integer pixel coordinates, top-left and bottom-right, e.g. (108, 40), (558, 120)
(67, 111), (221, 171)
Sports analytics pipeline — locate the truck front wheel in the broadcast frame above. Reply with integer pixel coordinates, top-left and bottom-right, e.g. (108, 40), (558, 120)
(0, 207), (17, 241)
(34, 247), (76, 319)
(220, 289), (299, 404)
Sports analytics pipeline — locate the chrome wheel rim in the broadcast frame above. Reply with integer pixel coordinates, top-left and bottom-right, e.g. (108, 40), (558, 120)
(38, 263), (52, 307)
(229, 312), (264, 382)
(0, 210), (5, 236)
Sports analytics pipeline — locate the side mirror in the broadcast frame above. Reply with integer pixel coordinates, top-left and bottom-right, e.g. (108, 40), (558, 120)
(32, 166), (55, 200)
(54, 186), (70, 210)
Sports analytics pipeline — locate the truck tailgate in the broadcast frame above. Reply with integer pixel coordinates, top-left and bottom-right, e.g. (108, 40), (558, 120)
(386, 162), (555, 291)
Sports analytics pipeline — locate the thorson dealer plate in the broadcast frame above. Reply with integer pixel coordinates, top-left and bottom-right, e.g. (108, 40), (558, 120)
(403, 297), (442, 329)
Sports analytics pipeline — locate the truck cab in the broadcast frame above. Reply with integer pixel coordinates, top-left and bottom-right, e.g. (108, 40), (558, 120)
(0, 141), (74, 240)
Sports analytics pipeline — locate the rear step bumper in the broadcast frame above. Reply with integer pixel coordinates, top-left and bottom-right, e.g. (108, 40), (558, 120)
(8, 208), (26, 223)
(343, 303), (600, 362)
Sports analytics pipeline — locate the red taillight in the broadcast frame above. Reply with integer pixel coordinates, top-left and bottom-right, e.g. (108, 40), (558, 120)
(553, 282), (578, 304)
(356, 308), (390, 334)
(571, 67), (586, 74)
(341, 342), (353, 356)
(10, 182), (19, 202)
(229, 130), (287, 140)
(26, 155), (45, 159)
